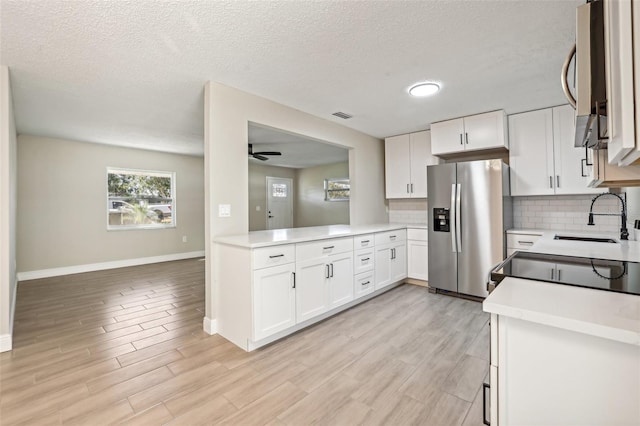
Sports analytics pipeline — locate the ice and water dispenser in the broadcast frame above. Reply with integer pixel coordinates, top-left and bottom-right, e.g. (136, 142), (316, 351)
(433, 208), (450, 232)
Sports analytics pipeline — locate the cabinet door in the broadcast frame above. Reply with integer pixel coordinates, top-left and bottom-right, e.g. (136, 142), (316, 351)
(374, 244), (393, 290)
(553, 105), (600, 195)
(407, 240), (428, 281)
(385, 134), (412, 198)
(463, 111), (507, 152)
(409, 131), (437, 198)
(508, 108), (555, 196)
(390, 242), (407, 283)
(605, 0), (639, 165)
(295, 258), (329, 323)
(328, 252), (354, 309)
(253, 263), (296, 341)
(431, 118), (465, 156)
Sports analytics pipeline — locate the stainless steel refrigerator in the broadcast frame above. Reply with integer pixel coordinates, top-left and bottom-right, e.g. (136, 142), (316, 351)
(427, 160), (512, 298)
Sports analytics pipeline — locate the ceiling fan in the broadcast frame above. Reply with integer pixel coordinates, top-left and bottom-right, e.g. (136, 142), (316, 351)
(248, 144), (281, 161)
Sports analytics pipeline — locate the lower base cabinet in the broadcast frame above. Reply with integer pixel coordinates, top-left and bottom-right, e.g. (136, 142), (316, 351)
(253, 263), (296, 341)
(407, 228), (428, 281)
(489, 313), (640, 425)
(295, 258), (330, 323)
(375, 242), (407, 290)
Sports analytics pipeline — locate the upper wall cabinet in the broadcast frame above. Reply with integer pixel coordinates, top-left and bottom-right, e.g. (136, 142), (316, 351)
(431, 110), (508, 156)
(605, 0), (640, 166)
(510, 105), (600, 196)
(385, 130), (439, 199)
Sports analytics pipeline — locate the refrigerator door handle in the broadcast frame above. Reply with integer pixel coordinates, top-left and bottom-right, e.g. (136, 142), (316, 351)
(451, 183), (457, 252)
(455, 183), (462, 252)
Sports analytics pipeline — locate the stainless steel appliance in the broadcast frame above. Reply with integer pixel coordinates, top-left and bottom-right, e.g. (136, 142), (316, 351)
(562, 0), (608, 149)
(427, 160), (512, 298)
(490, 251), (640, 296)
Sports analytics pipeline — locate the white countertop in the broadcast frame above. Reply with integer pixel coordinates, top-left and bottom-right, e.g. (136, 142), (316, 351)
(214, 224), (415, 248)
(508, 228), (640, 262)
(483, 277), (640, 346)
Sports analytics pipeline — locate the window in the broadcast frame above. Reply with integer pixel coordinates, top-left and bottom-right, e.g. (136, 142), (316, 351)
(107, 168), (175, 229)
(324, 178), (350, 201)
(272, 183), (288, 198)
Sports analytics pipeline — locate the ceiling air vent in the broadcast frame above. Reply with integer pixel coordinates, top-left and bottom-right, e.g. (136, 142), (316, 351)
(332, 112), (353, 120)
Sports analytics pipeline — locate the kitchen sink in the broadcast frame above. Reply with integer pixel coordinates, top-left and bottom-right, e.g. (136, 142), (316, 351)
(553, 235), (618, 243)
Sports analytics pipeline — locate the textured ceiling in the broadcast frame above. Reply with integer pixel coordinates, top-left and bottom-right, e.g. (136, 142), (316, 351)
(0, 0), (580, 156)
(249, 124), (348, 169)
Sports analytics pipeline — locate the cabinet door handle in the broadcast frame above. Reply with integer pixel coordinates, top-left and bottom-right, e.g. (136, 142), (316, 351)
(549, 176), (553, 188)
(361, 257), (370, 262)
(326, 264), (330, 278)
(292, 272), (296, 289)
(517, 240), (534, 245)
(482, 383), (491, 425)
(269, 254), (284, 259)
(581, 159), (587, 177)
(410, 183), (414, 193)
(465, 132), (469, 145)
(407, 183), (410, 193)
(557, 269), (561, 281)
(330, 263), (334, 277)
(323, 245), (334, 250)
(556, 175), (560, 188)
(460, 134), (463, 145)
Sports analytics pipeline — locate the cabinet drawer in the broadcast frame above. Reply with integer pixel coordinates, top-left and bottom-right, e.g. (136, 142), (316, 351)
(253, 245), (295, 270)
(354, 234), (374, 249)
(296, 237), (353, 262)
(407, 228), (428, 241)
(354, 271), (375, 299)
(375, 229), (406, 246)
(354, 248), (374, 275)
(506, 233), (542, 250)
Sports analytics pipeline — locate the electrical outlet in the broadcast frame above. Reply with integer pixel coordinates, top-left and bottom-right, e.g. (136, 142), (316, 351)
(182, 236), (188, 243)
(218, 204), (231, 217)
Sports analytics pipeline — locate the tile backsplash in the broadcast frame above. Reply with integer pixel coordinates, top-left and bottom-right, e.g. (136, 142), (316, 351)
(513, 194), (625, 235)
(388, 199), (428, 225)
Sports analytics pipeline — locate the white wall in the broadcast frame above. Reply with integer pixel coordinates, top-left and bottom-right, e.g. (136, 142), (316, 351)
(204, 81), (387, 326)
(0, 66), (18, 351)
(295, 161), (350, 228)
(17, 135), (205, 274)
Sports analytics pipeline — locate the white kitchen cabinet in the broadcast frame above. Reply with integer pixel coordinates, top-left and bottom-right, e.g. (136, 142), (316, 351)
(253, 263), (296, 341)
(431, 110), (507, 156)
(489, 313), (640, 425)
(407, 228), (428, 281)
(605, 0), (640, 166)
(588, 148), (640, 187)
(374, 230), (406, 289)
(385, 130), (438, 199)
(295, 257), (330, 323)
(327, 251), (354, 309)
(506, 231), (542, 257)
(509, 105), (599, 196)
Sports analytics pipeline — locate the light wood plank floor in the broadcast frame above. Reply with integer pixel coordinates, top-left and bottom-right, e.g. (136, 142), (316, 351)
(1, 258), (490, 425)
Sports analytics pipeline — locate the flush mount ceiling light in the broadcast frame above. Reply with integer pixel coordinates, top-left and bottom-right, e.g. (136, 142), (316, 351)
(408, 82), (440, 97)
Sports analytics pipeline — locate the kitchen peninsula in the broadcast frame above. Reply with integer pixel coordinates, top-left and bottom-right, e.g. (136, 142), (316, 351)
(483, 234), (640, 425)
(213, 224), (420, 351)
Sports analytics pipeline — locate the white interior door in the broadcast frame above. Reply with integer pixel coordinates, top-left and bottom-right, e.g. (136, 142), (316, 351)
(266, 177), (293, 230)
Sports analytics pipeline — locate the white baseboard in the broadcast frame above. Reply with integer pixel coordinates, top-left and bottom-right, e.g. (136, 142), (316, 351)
(0, 334), (12, 352)
(17, 251), (205, 281)
(203, 317), (218, 335)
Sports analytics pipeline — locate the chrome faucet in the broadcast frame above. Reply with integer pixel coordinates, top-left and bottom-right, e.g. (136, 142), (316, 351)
(587, 192), (629, 240)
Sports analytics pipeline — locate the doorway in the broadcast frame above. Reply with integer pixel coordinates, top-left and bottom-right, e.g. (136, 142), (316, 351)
(266, 176), (293, 229)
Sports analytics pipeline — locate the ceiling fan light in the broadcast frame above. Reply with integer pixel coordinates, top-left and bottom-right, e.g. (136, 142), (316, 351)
(409, 82), (440, 97)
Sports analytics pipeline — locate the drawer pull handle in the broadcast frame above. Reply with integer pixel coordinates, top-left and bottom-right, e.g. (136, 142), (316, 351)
(517, 241), (534, 245)
(362, 281), (370, 285)
(390, 235), (396, 239)
(361, 257), (370, 262)
(269, 254), (285, 258)
(323, 245), (335, 250)
(361, 240), (370, 244)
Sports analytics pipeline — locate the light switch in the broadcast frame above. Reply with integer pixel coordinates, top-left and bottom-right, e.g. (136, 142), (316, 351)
(218, 204), (231, 217)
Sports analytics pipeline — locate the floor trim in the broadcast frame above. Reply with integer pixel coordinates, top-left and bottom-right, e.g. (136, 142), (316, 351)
(203, 317), (218, 335)
(0, 333), (11, 352)
(16, 251), (205, 281)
